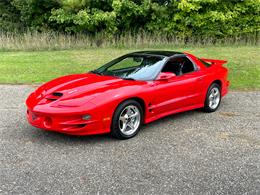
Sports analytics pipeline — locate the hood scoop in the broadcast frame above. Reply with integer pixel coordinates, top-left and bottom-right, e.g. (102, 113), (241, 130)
(45, 92), (63, 101)
(52, 92), (63, 97)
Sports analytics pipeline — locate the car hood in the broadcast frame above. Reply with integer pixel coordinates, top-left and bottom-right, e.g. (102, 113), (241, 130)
(30, 73), (144, 107)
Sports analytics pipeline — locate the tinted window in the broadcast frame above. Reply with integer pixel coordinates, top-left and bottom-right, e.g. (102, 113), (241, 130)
(162, 56), (195, 75)
(181, 57), (195, 74)
(162, 60), (182, 75)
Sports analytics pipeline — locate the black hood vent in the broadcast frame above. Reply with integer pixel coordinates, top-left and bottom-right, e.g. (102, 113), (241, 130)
(45, 92), (63, 101)
(52, 92), (63, 97)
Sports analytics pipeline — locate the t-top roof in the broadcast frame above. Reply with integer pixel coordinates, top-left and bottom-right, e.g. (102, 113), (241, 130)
(130, 50), (183, 57)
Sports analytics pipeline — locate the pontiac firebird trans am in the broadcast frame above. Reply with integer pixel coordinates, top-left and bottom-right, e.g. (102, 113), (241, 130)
(26, 51), (229, 139)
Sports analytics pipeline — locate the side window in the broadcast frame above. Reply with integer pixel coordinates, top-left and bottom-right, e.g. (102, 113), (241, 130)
(181, 57), (195, 74)
(161, 56), (195, 76)
(161, 59), (182, 76)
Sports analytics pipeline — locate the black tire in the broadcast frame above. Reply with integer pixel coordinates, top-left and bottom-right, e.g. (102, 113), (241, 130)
(203, 83), (221, 113)
(111, 100), (143, 139)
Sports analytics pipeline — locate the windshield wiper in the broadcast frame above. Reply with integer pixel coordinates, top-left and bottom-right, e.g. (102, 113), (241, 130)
(122, 77), (135, 81)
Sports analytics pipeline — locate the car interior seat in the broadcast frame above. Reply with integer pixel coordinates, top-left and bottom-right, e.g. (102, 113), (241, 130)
(181, 60), (194, 74)
(162, 61), (182, 76)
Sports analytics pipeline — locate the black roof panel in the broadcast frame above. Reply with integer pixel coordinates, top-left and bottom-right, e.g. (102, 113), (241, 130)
(130, 50), (183, 57)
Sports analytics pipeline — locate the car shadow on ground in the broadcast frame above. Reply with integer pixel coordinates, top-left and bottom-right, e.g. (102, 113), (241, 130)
(24, 108), (206, 145)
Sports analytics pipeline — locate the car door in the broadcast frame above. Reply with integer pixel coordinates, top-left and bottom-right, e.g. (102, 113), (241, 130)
(150, 56), (203, 115)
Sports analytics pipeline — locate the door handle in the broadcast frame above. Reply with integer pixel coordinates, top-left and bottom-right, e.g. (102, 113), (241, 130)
(197, 77), (204, 81)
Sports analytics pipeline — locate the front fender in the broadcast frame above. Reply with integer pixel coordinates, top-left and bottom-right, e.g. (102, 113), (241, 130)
(90, 85), (151, 128)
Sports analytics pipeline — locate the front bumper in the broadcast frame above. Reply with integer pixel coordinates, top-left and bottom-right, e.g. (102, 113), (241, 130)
(26, 109), (110, 136)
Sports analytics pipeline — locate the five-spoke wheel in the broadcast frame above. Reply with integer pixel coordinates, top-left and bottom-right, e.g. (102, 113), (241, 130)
(118, 105), (141, 136)
(111, 100), (143, 139)
(204, 83), (221, 112)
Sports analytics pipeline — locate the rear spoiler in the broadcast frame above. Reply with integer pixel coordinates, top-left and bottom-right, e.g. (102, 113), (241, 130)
(200, 58), (227, 66)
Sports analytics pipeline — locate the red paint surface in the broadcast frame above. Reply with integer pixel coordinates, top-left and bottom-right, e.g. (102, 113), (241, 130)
(26, 52), (229, 135)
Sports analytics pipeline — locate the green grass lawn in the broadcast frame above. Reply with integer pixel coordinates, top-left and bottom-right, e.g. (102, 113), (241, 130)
(0, 46), (259, 89)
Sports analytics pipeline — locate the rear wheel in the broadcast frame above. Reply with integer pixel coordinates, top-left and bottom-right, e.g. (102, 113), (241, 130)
(203, 83), (221, 112)
(111, 100), (143, 139)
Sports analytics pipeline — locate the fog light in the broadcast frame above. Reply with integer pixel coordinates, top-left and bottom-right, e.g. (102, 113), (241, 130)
(82, 114), (91, 120)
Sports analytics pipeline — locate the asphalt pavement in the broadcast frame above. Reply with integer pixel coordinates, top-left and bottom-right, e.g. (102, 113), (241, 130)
(0, 85), (259, 194)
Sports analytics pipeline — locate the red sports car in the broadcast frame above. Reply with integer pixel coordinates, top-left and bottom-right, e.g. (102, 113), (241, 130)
(26, 51), (229, 139)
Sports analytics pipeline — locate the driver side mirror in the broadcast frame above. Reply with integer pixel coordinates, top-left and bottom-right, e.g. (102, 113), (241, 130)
(156, 72), (176, 81)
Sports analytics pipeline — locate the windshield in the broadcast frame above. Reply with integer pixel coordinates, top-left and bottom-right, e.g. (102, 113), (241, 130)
(92, 54), (166, 81)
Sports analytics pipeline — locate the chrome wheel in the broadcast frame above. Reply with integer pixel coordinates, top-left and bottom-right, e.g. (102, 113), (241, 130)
(119, 105), (141, 136)
(208, 87), (220, 109)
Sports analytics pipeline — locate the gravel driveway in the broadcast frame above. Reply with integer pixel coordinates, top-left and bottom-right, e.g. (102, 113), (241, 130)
(0, 85), (259, 194)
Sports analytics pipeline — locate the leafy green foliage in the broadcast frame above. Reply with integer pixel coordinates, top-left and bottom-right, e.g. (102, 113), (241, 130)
(0, 0), (259, 38)
(0, 0), (22, 32)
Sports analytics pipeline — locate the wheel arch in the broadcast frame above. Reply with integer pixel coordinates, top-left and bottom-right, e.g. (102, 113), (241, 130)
(211, 79), (223, 95)
(118, 97), (146, 115)
(212, 79), (222, 88)
(112, 96), (146, 122)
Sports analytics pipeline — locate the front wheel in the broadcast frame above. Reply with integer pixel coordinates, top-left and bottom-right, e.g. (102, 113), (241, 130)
(111, 100), (143, 139)
(203, 83), (221, 112)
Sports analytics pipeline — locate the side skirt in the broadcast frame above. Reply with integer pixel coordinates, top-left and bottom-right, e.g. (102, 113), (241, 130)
(144, 104), (204, 124)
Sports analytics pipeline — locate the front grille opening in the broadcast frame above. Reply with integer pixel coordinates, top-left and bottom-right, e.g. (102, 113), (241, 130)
(76, 124), (86, 128)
